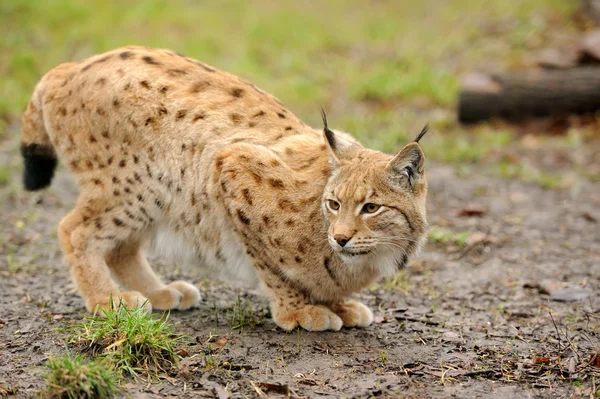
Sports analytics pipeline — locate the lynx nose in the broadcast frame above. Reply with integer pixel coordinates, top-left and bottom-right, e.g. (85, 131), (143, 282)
(334, 234), (349, 247)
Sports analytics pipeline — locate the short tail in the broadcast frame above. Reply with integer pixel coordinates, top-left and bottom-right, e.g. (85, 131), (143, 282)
(20, 89), (57, 191)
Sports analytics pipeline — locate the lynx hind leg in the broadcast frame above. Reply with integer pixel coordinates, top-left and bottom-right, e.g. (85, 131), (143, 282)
(105, 241), (201, 311)
(58, 204), (150, 315)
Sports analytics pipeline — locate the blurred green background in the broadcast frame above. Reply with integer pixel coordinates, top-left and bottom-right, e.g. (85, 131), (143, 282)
(1, 0), (590, 186)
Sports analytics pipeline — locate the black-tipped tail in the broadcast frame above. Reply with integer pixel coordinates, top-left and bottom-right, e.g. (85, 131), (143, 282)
(21, 144), (57, 191)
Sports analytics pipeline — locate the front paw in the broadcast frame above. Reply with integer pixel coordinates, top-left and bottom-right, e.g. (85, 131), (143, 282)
(273, 304), (343, 332)
(148, 281), (201, 311)
(333, 300), (373, 328)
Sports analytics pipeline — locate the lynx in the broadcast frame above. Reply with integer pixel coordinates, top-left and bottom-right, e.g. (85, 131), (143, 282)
(21, 46), (428, 331)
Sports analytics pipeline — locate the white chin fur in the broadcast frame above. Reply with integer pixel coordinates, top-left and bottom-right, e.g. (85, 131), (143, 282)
(338, 247), (399, 278)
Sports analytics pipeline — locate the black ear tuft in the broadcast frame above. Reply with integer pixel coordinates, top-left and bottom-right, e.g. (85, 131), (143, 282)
(414, 124), (429, 143)
(321, 108), (337, 150)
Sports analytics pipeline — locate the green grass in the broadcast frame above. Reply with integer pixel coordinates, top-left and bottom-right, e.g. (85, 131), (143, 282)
(381, 270), (410, 292)
(378, 350), (389, 367)
(43, 354), (119, 399)
(428, 226), (471, 247)
(0, 167), (10, 186)
(0, 0), (584, 182)
(1, 1), (574, 120)
(69, 302), (182, 378)
(225, 292), (266, 332)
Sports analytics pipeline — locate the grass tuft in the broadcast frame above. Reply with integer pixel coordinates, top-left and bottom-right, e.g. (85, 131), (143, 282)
(0, 167), (11, 185)
(226, 291), (265, 332)
(382, 270), (410, 292)
(70, 302), (182, 378)
(43, 353), (119, 399)
(428, 226), (471, 247)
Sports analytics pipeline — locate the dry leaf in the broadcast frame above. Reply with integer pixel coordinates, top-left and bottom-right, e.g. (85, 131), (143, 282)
(176, 348), (189, 358)
(583, 212), (597, 223)
(466, 232), (496, 245)
(256, 382), (290, 395)
(458, 207), (486, 217)
(534, 357), (550, 364)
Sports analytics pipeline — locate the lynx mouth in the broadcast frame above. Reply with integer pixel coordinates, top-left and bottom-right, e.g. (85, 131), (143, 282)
(340, 248), (373, 257)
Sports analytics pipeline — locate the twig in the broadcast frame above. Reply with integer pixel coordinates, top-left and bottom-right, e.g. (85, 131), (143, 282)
(548, 311), (564, 352)
(460, 368), (502, 378)
(562, 325), (582, 363)
(395, 315), (441, 326)
(248, 381), (266, 397)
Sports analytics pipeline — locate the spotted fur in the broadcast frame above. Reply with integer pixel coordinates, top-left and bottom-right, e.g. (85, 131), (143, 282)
(20, 46), (428, 331)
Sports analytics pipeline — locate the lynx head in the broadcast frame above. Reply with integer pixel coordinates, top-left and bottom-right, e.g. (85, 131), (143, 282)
(320, 111), (428, 276)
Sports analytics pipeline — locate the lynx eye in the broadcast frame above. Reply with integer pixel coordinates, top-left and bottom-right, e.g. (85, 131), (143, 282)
(327, 200), (340, 211)
(362, 203), (380, 214)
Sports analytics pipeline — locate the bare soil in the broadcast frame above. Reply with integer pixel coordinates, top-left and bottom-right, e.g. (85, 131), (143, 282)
(1, 128), (599, 398)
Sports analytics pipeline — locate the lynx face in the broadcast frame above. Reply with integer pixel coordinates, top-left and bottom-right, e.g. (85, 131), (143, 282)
(321, 124), (428, 274)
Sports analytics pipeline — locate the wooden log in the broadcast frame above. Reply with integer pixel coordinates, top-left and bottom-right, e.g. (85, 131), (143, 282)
(458, 68), (600, 124)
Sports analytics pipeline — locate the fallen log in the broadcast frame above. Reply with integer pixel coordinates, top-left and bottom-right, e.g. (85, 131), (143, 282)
(458, 68), (600, 124)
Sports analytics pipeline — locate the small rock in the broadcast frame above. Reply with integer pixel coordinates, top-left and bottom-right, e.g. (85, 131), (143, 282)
(461, 73), (502, 93)
(581, 29), (600, 61)
(441, 331), (461, 342)
(539, 279), (562, 295)
(550, 287), (591, 302)
(537, 48), (578, 69)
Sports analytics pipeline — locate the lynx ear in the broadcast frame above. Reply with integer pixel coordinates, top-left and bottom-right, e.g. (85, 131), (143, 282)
(321, 109), (358, 164)
(387, 125), (428, 187)
(387, 142), (425, 187)
(387, 125), (429, 185)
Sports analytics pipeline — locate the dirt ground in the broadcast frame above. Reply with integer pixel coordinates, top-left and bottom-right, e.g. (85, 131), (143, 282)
(1, 125), (599, 398)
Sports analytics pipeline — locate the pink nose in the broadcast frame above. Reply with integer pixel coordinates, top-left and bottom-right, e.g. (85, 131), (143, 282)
(334, 234), (349, 247)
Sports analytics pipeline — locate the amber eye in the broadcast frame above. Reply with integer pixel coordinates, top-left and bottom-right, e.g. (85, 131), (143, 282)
(327, 200), (340, 211)
(362, 203), (381, 214)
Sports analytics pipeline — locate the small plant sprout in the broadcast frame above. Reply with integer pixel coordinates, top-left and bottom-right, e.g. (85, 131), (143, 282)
(378, 350), (388, 367)
(226, 291), (265, 332)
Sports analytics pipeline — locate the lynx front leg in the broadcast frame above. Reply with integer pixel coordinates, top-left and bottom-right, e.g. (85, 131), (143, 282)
(256, 268), (342, 331)
(213, 143), (341, 331)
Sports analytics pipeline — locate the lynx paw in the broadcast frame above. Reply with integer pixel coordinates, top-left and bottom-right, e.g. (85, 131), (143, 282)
(274, 304), (343, 331)
(168, 281), (201, 310)
(89, 291), (152, 316)
(148, 281), (201, 310)
(333, 300), (373, 328)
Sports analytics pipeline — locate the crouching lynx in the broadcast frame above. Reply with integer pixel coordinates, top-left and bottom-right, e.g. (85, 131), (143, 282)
(21, 46), (428, 331)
